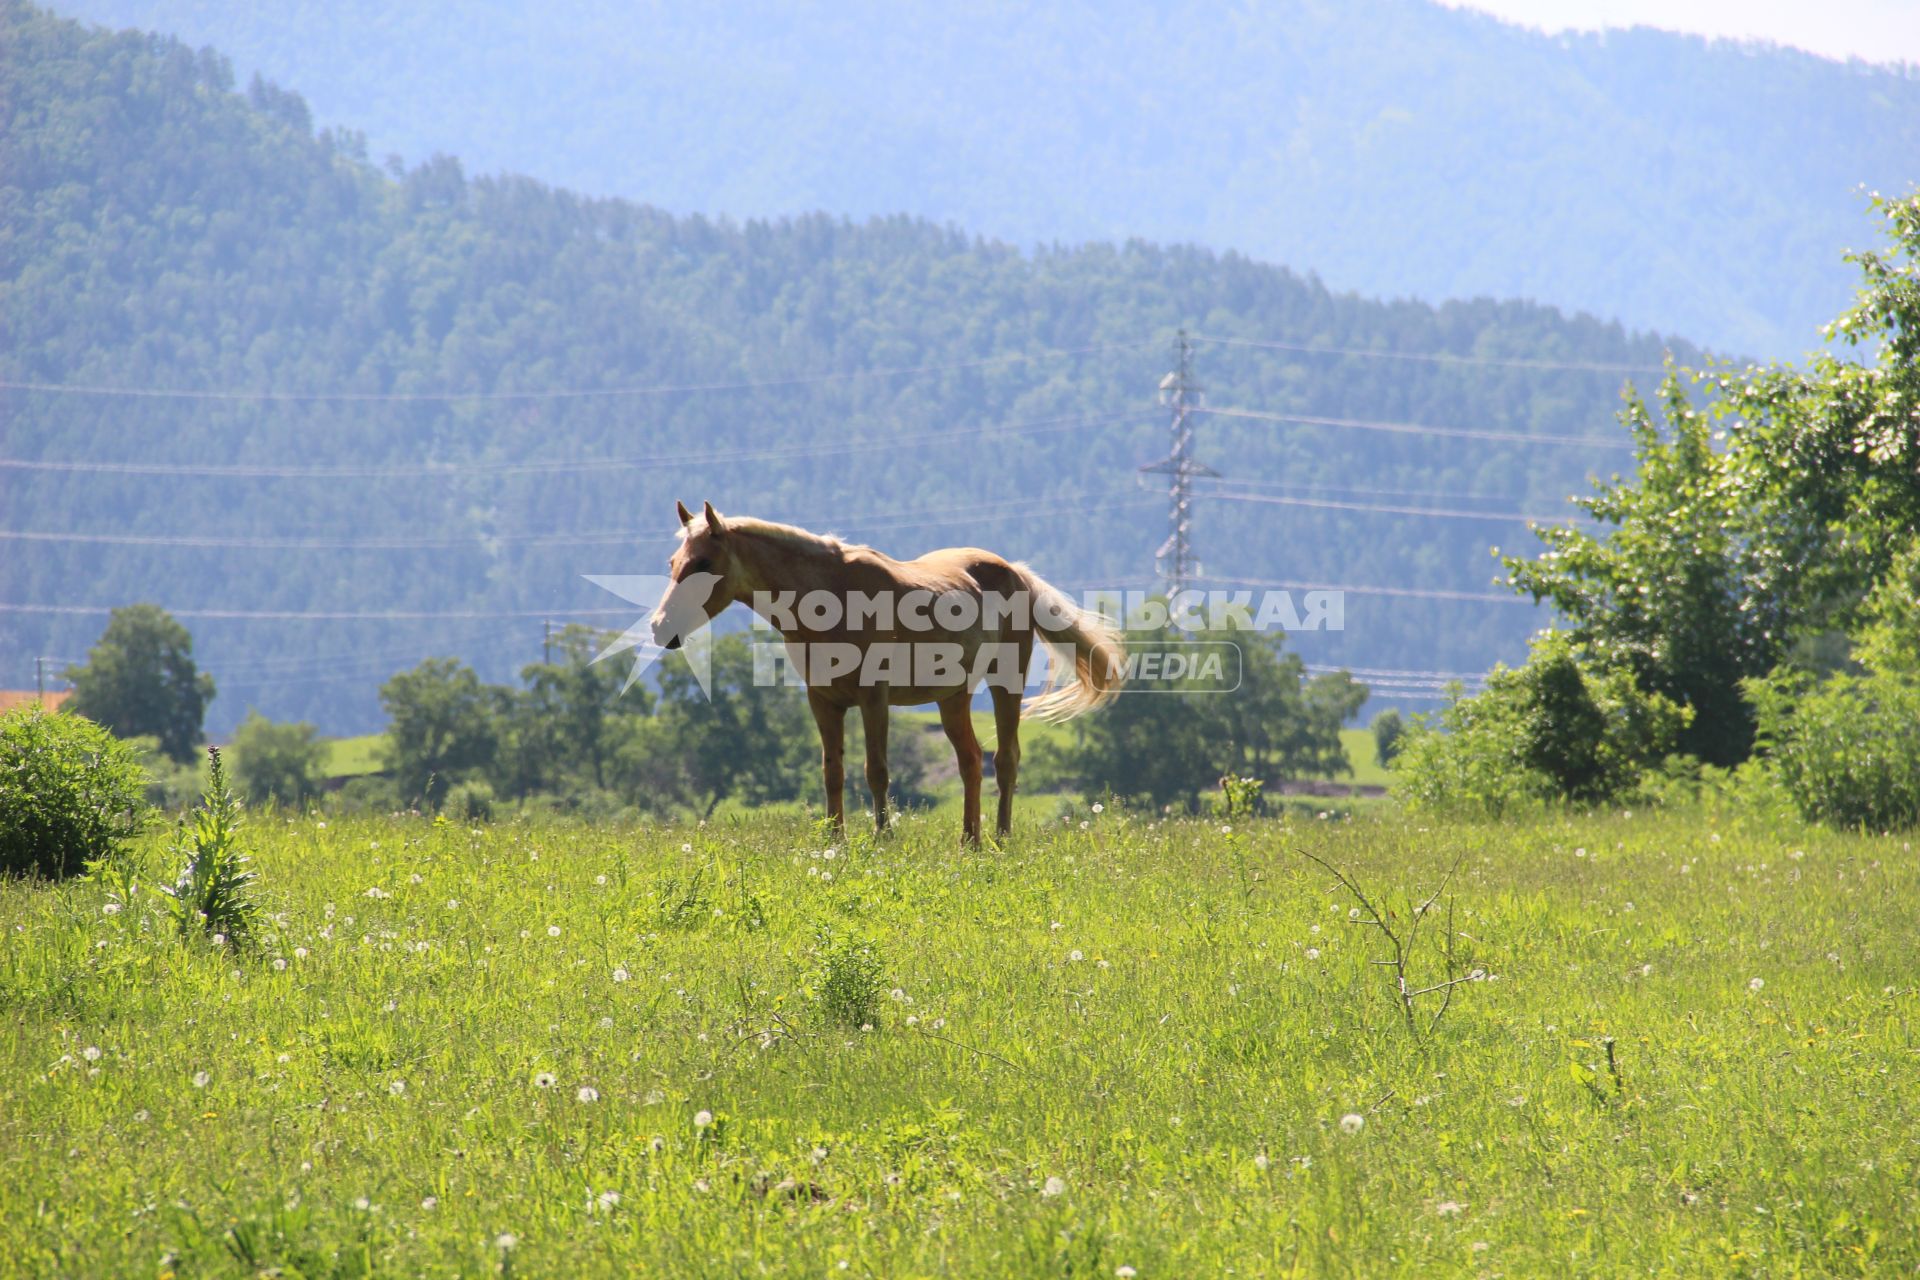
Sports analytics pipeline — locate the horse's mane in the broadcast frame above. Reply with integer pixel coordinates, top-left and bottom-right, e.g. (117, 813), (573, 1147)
(726, 516), (863, 560)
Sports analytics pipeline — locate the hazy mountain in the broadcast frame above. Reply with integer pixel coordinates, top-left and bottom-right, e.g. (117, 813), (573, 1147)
(40, 0), (1920, 358)
(8, 3), (1704, 734)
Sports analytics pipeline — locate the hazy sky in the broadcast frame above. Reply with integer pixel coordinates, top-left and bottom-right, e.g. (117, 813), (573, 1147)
(1438, 0), (1920, 65)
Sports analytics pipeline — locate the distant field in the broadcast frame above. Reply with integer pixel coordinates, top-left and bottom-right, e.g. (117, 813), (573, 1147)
(321, 733), (387, 779)
(4, 804), (1911, 1275)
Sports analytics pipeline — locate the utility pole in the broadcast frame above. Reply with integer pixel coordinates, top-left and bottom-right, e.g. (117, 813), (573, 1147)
(36, 656), (45, 704)
(1138, 330), (1218, 597)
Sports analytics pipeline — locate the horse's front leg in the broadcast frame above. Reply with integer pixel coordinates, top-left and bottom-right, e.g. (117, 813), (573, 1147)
(807, 690), (847, 832)
(858, 692), (890, 834)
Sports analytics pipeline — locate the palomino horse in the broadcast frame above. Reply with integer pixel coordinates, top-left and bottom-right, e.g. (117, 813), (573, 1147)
(649, 501), (1124, 843)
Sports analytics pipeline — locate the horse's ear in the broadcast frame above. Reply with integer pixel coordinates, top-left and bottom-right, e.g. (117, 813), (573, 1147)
(676, 500), (694, 527)
(702, 501), (727, 537)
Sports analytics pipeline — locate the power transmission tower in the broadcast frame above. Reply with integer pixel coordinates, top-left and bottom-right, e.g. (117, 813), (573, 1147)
(1138, 330), (1218, 597)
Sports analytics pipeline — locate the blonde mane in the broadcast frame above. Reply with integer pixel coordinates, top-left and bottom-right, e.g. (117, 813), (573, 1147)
(728, 517), (860, 559)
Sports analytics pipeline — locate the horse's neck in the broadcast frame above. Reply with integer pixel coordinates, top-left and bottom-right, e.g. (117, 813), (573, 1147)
(733, 527), (844, 612)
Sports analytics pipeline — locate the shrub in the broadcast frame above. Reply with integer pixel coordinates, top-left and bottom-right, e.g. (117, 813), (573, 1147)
(157, 746), (263, 945)
(229, 712), (326, 806)
(1395, 633), (1690, 817)
(1371, 709), (1406, 767)
(446, 779), (495, 823)
(1, 705), (149, 878)
(1747, 669), (1920, 831)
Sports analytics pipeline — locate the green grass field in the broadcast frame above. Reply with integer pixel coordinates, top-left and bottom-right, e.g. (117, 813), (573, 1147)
(3, 802), (1912, 1276)
(320, 734), (388, 780)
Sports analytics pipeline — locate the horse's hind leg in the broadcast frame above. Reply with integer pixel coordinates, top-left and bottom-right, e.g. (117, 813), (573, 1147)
(990, 685), (1021, 839)
(938, 692), (983, 846)
(858, 694), (890, 834)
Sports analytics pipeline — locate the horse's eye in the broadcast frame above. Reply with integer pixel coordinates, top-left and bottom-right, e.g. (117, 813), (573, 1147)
(689, 557), (712, 574)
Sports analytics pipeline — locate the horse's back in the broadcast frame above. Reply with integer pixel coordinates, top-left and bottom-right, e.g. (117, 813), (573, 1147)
(904, 546), (1022, 595)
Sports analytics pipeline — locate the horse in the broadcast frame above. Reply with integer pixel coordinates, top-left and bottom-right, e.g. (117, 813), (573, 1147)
(648, 501), (1124, 844)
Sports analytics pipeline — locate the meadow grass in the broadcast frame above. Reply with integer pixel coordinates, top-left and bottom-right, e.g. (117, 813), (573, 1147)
(319, 736), (388, 781)
(1, 800), (1913, 1277)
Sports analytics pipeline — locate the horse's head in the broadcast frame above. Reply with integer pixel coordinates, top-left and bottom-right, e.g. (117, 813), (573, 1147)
(650, 500), (734, 650)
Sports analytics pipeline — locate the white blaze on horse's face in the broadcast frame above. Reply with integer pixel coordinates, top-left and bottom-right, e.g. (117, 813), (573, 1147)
(651, 522), (730, 650)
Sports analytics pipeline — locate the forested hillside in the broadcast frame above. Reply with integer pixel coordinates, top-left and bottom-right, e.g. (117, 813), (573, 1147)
(43, 0), (1920, 356)
(3, 3), (1704, 735)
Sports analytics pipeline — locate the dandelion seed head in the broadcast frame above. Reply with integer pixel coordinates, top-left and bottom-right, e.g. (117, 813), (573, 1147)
(693, 1109), (713, 1128)
(1339, 1113), (1365, 1134)
(1041, 1175), (1066, 1197)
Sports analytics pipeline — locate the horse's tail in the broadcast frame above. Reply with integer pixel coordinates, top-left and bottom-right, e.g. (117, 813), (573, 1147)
(1010, 562), (1126, 722)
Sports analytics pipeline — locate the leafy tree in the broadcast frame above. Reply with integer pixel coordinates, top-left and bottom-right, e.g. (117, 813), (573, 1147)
(0, 704), (149, 879)
(378, 658), (505, 807)
(500, 624), (651, 797)
(64, 604), (217, 762)
(652, 635), (815, 816)
(1394, 632), (1690, 816)
(1504, 193), (1920, 766)
(1371, 709), (1405, 768)
(229, 712), (326, 805)
(1037, 628), (1360, 811)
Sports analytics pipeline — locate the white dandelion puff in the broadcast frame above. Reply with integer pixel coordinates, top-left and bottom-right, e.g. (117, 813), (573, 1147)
(388, 1080), (406, 1096)
(1339, 1113), (1365, 1134)
(191, 1070), (210, 1088)
(1041, 1176), (1067, 1197)
(533, 1072), (556, 1089)
(693, 1109), (713, 1128)
(577, 1086), (600, 1103)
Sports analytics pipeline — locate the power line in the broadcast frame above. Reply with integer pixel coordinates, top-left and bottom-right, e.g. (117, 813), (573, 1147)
(1189, 332), (1669, 376)
(1198, 404), (1632, 449)
(0, 338), (1161, 404)
(1204, 487), (1595, 525)
(0, 410), (1151, 479)
(1197, 574), (1529, 605)
(0, 492), (1157, 552)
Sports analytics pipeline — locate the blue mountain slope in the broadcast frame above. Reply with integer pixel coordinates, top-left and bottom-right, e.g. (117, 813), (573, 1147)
(44, 0), (1920, 357)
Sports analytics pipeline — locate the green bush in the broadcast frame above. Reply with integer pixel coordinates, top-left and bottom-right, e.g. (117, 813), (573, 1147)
(1747, 670), (1920, 832)
(0, 706), (149, 879)
(229, 712), (326, 806)
(1371, 709), (1406, 768)
(446, 779), (495, 823)
(1395, 633), (1690, 817)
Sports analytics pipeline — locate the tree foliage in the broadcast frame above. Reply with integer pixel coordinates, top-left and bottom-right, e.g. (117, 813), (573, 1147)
(1035, 630), (1364, 811)
(1394, 632), (1690, 816)
(63, 605), (217, 762)
(1504, 192), (1920, 769)
(229, 712), (326, 806)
